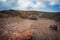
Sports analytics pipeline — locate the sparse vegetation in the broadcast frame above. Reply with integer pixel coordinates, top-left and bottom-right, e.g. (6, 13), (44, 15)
(0, 10), (60, 40)
(0, 10), (57, 20)
(0, 13), (21, 18)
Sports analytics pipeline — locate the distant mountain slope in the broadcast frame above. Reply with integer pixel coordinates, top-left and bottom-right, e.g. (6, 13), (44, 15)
(0, 10), (59, 20)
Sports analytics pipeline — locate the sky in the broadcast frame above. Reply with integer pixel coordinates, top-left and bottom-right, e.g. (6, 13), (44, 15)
(0, 0), (60, 12)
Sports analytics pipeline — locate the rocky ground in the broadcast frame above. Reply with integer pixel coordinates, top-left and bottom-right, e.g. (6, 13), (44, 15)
(0, 18), (60, 40)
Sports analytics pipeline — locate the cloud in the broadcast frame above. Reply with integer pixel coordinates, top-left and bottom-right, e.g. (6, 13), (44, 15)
(49, 0), (56, 6)
(17, 0), (32, 10)
(47, 0), (60, 6)
(0, 0), (60, 11)
(14, 0), (46, 10)
(14, 0), (60, 10)
(0, 0), (6, 2)
(31, 1), (46, 9)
